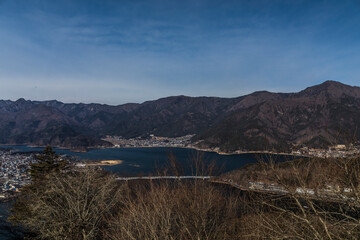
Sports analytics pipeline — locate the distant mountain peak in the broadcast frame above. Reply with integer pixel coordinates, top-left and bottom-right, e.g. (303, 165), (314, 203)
(322, 80), (344, 85)
(251, 90), (273, 95)
(16, 98), (27, 103)
(305, 80), (347, 90)
(299, 80), (360, 98)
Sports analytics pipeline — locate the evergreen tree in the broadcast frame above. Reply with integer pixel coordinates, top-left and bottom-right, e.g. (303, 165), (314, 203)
(9, 145), (69, 236)
(29, 145), (67, 182)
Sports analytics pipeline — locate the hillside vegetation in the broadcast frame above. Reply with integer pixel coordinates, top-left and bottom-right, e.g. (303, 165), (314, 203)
(1, 81), (360, 151)
(9, 148), (360, 239)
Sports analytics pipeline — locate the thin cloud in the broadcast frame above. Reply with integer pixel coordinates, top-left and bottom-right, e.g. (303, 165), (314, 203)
(0, 0), (360, 104)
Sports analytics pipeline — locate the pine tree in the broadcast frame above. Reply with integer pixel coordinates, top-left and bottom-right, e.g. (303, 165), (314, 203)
(9, 145), (69, 234)
(30, 145), (67, 182)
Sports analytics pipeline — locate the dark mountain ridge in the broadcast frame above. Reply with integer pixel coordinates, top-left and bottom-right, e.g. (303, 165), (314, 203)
(1, 81), (359, 152)
(195, 81), (360, 152)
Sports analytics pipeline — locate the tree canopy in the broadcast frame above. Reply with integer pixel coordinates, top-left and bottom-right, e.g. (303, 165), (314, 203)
(29, 145), (67, 182)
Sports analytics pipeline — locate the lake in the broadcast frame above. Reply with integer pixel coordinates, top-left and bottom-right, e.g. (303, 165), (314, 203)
(0, 145), (298, 239)
(1, 145), (294, 176)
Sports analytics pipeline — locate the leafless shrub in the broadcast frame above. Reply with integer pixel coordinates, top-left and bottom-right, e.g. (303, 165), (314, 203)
(105, 180), (241, 240)
(13, 149), (360, 239)
(11, 167), (123, 240)
(244, 156), (360, 239)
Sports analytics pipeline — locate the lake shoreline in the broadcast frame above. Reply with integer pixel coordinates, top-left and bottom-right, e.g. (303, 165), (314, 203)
(94, 145), (308, 159)
(0, 143), (308, 159)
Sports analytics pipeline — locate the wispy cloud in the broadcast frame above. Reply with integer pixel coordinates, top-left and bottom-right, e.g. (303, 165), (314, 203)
(1, 0), (360, 104)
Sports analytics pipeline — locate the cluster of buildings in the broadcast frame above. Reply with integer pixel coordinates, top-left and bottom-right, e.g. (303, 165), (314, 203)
(0, 149), (35, 199)
(103, 134), (195, 148)
(0, 148), (75, 200)
(292, 144), (360, 158)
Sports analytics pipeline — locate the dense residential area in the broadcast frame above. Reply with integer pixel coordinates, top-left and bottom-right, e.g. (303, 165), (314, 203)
(291, 143), (360, 158)
(0, 148), (75, 199)
(103, 134), (194, 148)
(0, 149), (34, 199)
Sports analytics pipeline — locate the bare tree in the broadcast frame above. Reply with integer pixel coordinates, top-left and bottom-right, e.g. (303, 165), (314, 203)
(106, 179), (241, 240)
(11, 168), (123, 240)
(242, 156), (360, 239)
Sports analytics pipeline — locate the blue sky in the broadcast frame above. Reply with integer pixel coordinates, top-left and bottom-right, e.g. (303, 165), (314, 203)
(0, 0), (360, 104)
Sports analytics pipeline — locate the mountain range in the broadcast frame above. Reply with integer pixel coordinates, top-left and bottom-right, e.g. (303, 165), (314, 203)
(1, 81), (359, 152)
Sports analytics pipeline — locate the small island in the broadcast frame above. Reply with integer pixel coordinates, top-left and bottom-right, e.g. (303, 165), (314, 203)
(85, 160), (123, 166)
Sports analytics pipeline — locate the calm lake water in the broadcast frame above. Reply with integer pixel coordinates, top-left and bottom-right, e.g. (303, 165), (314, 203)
(0, 145), (298, 239)
(1, 145), (294, 176)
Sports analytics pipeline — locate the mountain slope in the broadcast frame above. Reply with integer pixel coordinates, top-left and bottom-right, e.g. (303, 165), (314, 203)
(0, 99), (112, 151)
(1, 81), (360, 152)
(195, 81), (360, 152)
(0, 96), (241, 149)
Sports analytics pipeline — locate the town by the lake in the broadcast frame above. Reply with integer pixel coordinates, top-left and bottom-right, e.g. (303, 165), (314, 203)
(0, 136), (359, 200)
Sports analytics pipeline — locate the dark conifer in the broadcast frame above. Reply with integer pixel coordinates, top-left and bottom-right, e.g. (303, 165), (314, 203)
(30, 145), (67, 182)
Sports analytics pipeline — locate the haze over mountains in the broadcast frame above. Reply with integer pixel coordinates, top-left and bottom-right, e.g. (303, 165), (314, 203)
(1, 81), (359, 152)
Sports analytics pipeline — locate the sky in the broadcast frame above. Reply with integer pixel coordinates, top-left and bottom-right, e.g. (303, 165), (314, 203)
(0, 0), (360, 105)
